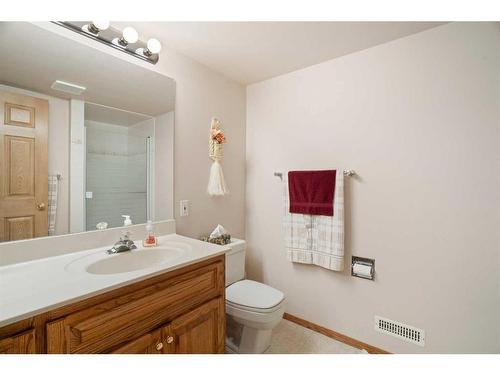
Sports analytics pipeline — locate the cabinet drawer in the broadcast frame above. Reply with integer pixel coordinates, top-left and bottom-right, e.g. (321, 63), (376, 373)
(0, 329), (35, 354)
(47, 260), (223, 353)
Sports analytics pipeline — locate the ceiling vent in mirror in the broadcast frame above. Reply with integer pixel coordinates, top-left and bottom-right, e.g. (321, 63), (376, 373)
(51, 80), (87, 95)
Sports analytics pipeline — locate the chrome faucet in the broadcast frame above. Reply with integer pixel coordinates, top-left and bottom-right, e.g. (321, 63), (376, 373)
(107, 232), (137, 254)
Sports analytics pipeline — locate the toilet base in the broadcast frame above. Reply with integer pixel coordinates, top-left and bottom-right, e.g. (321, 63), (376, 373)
(226, 313), (275, 354)
(226, 325), (272, 354)
(240, 325), (272, 353)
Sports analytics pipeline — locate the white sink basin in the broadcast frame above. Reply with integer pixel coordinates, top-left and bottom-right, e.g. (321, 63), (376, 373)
(65, 243), (192, 275)
(87, 249), (183, 275)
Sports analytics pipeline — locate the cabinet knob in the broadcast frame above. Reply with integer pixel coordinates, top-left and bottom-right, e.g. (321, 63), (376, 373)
(156, 342), (163, 351)
(36, 202), (46, 211)
(166, 336), (174, 344)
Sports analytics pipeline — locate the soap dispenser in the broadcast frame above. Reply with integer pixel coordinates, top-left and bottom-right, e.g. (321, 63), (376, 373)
(143, 220), (157, 247)
(122, 215), (132, 227)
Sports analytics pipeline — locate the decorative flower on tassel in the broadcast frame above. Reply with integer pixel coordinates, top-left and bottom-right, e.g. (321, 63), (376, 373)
(211, 128), (226, 144)
(207, 117), (229, 196)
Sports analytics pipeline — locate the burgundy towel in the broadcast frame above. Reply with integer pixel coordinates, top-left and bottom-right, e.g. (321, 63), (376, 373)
(288, 170), (336, 216)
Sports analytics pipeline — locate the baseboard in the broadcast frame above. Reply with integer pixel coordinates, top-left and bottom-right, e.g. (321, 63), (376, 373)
(283, 313), (390, 354)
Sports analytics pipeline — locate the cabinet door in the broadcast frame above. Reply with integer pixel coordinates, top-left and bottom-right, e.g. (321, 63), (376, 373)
(167, 297), (225, 354)
(0, 329), (35, 354)
(111, 328), (164, 354)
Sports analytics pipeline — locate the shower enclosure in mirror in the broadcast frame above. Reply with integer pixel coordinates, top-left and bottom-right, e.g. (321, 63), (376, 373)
(0, 22), (175, 243)
(85, 103), (154, 231)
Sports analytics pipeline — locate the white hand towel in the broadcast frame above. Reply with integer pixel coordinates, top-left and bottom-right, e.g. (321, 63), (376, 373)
(48, 175), (59, 236)
(283, 170), (344, 271)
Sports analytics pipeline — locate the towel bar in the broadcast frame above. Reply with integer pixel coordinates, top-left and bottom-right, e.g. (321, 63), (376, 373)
(274, 170), (355, 181)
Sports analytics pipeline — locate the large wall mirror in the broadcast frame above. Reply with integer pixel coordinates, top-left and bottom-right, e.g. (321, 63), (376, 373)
(0, 22), (175, 243)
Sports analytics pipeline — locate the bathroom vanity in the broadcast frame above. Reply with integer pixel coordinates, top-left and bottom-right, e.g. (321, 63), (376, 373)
(0, 234), (228, 354)
(0, 23), (228, 354)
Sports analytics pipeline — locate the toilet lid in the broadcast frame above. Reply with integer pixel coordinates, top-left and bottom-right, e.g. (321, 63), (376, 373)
(226, 280), (285, 309)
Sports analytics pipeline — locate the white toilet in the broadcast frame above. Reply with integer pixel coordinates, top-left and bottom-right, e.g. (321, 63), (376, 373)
(225, 239), (285, 354)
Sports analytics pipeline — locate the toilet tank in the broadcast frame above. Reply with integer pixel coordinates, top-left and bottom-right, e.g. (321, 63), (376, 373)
(225, 239), (246, 286)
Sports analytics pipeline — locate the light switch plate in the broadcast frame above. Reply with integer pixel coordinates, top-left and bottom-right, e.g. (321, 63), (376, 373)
(180, 200), (189, 217)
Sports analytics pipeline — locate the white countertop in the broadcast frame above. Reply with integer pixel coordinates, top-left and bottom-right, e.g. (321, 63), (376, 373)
(0, 234), (230, 328)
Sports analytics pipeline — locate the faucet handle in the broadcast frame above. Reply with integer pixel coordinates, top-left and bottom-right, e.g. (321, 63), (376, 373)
(120, 230), (132, 241)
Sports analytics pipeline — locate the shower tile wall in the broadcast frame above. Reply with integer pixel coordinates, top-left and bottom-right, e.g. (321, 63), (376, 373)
(85, 120), (153, 230)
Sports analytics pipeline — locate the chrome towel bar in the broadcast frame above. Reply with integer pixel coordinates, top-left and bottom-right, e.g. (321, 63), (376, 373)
(274, 170), (355, 181)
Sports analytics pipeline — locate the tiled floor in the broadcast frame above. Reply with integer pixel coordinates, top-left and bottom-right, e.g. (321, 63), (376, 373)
(265, 319), (366, 354)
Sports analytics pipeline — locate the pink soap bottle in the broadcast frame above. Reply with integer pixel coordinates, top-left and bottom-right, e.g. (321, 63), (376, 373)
(143, 220), (157, 247)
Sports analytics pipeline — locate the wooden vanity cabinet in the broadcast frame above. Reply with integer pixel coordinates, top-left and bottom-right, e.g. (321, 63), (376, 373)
(111, 327), (165, 354)
(112, 298), (223, 354)
(168, 297), (223, 354)
(0, 329), (35, 354)
(0, 255), (226, 354)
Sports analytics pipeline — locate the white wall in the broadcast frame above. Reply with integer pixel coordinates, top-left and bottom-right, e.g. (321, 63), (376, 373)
(154, 111), (174, 221)
(246, 22), (500, 353)
(34, 22), (247, 240)
(69, 99), (85, 233)
(0, 84), (70, 236)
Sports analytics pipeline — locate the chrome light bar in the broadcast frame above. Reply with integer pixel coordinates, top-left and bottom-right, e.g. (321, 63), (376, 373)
(53, 21), (161, 65)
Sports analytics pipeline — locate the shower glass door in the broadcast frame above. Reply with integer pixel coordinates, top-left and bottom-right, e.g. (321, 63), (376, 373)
(85, 103), (154, 231)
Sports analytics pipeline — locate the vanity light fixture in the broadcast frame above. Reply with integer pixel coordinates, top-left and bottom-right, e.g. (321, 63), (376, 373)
(53, 21), (161, 64)
(118, 26), (139, 47)
(85, 21), (110, 35)
(145, 38), (162, 55)
(136, 38), (163, 58)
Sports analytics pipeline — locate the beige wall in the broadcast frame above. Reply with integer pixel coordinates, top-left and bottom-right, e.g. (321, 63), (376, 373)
(161, 51), (246, 239)
(35, 22), (247, 240)
(246, 22), (500, 353)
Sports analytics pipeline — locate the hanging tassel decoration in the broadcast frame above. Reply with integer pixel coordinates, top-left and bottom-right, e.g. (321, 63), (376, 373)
(208, 160), (228, 196)
(207, 118), (229, 196)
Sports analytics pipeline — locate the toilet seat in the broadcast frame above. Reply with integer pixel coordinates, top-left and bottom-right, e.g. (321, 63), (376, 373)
(226, 299), (284, 314)
(226, 279), (284, 310)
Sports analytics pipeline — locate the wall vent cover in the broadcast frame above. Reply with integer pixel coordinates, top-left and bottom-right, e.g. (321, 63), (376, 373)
(374, 316), (425, 347)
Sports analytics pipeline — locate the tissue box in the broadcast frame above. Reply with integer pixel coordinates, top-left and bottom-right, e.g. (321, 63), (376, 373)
(200, 233), (231, 245)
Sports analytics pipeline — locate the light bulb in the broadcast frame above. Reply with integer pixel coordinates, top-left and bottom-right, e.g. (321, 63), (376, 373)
(122, 27), (139, 44)
(146, 38), (162, 54)
(92, 21), (110, 31)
